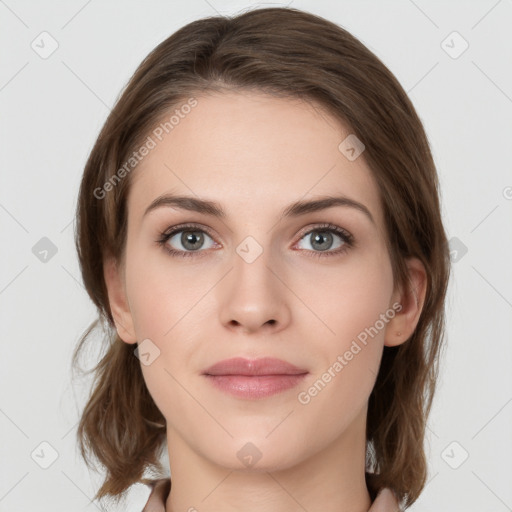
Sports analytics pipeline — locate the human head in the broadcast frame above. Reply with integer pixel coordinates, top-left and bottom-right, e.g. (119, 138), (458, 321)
(72, 6), (450, 508)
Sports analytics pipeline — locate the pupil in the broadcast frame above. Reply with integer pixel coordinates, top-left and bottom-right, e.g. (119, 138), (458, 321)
(182, 231), (203, 250)
(312, 231), (332, 251)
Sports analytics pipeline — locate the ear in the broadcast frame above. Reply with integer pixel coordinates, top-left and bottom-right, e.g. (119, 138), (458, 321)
(384, 257), (427, 347)
(103, 256), (137, 344)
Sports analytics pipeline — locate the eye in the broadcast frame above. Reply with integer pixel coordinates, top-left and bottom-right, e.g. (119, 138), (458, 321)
(156, 222), (354, 259)
(294, 223), (354, 258)
(157, 223), (218, 258)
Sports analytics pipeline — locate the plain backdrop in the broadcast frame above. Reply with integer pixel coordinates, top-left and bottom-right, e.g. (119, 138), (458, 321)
(1, 0), (511, 510)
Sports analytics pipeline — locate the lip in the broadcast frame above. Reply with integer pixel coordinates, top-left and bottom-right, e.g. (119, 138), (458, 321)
(202, 357), (308, 376)
(202, 357), (309, 399)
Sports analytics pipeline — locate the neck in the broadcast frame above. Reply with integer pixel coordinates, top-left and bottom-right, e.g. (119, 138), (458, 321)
(165, 406), (372, 512)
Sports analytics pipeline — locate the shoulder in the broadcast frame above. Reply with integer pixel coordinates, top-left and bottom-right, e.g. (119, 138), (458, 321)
(369, 488), (402, 512)
(141, 478), (170, 512)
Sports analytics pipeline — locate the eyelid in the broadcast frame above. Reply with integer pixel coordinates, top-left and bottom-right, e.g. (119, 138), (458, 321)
(161, 222), (218, 241)
(159, 222), (352, 243)
(157, 221), (354, 258)
(294, 222), (353, 244)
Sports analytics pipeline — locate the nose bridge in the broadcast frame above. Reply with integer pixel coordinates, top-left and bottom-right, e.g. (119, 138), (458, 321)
(234, 235), (274, 290)
(217, 234), (290, 332)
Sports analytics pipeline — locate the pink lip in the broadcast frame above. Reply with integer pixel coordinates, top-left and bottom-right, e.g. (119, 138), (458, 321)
(203, 357), (308, 376)
(202, 357), (309, 399)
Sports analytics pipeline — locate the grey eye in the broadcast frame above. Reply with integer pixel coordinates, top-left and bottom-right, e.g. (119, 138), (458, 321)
(296, 230), (345, 252)
(167, 230), (215, 252)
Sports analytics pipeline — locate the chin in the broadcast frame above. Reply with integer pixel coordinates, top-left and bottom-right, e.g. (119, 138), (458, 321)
(204, 435), (308, 473)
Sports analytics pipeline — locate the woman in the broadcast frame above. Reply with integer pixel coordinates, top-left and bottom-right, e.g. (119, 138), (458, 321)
(72, 7), (450, 512)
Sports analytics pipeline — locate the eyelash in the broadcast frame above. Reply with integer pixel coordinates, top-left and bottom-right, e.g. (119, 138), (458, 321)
(156, 222), (355, 260)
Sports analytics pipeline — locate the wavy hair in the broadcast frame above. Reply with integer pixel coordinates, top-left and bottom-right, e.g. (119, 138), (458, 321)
(72, 6), (451, 508)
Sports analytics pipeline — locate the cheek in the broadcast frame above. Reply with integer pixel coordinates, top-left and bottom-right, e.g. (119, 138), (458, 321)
(125, 247), (207, 339)
(302, 249), (394, 350)
(294, 258), (393, 438)
(124, 247), (207, 404)
(294, 251), (394, 410)
(125, 250), (204, 423)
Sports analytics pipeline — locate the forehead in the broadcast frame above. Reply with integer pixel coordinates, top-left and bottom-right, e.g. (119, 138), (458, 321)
(127, 90), (383, 228)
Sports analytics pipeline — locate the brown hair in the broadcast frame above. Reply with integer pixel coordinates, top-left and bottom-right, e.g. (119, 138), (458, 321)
(72, 6), (450, 508)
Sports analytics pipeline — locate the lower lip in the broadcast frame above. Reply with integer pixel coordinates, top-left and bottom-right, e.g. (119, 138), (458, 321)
(204, 374), (308, 399)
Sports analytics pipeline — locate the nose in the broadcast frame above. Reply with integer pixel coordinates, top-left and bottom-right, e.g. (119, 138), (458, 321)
(218, 247), (291, 335)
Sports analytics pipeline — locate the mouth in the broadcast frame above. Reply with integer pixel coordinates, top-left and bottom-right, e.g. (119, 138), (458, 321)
(202, 357), (309, 399)
(203, 356), (308, 376)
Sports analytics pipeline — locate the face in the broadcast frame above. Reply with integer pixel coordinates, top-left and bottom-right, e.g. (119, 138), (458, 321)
(108, 90), (405, 473)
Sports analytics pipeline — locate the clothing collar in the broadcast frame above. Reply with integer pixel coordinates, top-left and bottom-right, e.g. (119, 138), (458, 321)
(142, 479), (402, 511)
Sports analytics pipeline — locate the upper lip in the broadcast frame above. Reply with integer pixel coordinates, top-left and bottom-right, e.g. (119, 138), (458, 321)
(203, 357), (308, 376)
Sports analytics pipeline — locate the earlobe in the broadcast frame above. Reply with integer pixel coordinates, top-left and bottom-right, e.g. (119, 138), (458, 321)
(103, 256), (137, 344)
(384, 257), (427, 347)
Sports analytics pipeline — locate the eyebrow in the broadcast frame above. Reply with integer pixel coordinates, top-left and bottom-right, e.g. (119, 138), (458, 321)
(143, 193), (375, 224)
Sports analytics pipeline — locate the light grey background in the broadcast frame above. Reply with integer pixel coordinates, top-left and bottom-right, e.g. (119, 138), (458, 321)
(1, 0), (511, 510)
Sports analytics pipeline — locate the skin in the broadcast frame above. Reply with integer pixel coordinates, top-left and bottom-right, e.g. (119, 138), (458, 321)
(104, 90), (426, 512)
(142, 479), (401, 511)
